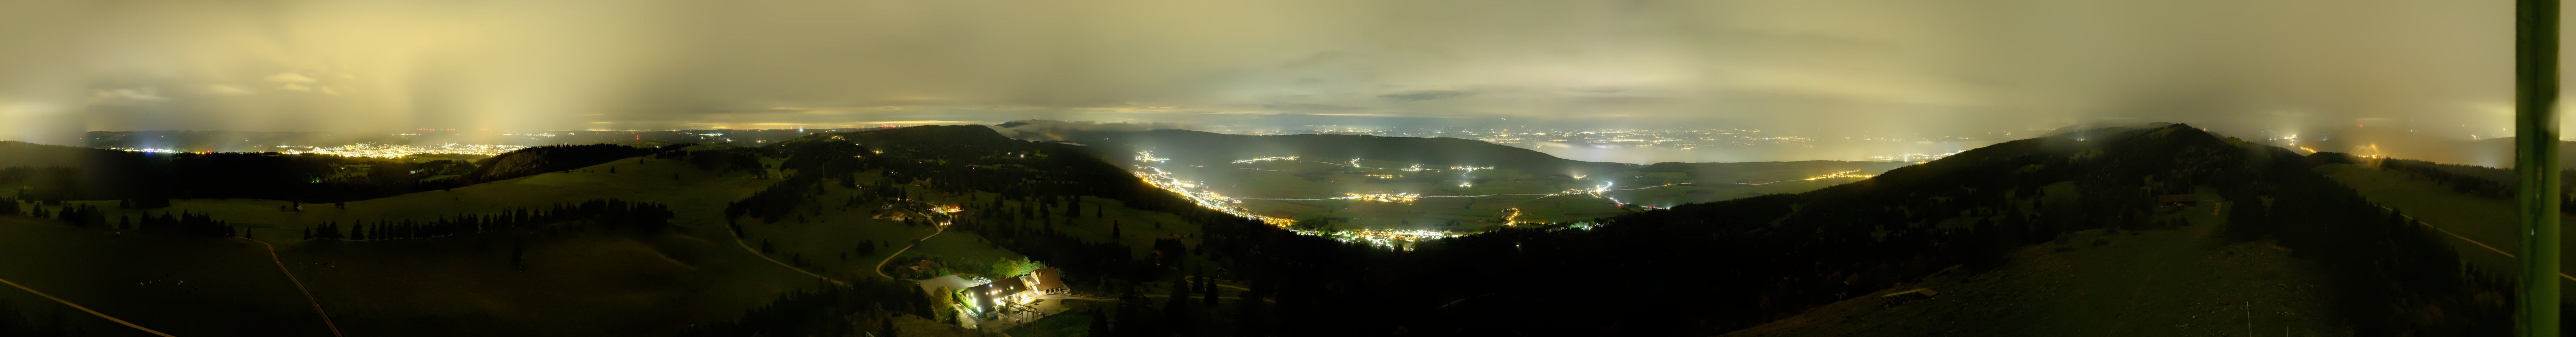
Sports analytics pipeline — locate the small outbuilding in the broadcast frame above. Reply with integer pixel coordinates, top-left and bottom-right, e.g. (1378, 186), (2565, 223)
(917, 274), (986, 297)
(1026, 267), (1067, 295)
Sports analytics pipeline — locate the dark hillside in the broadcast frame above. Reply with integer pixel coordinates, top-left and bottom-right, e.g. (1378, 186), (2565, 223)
(692, 123), (2528, 336)
(466, 144), (673, 182)
(0, 141), (684, 203)
(1175, 124), (2517, 335)
(1034, 128), (1642, 173)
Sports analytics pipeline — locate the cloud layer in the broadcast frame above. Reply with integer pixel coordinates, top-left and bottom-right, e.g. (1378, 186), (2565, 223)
(0, 0), (2550, 143)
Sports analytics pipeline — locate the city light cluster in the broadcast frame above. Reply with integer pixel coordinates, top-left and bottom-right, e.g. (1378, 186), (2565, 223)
(275, 143), (531, 158)
(1802, 169), (1877, 181)
(1130, 151), (1701, 250)
(1131, 151), (1472, 249)
(1365, 174), (1399, 179)
(932, 205), (963, 214)
(1231, 156), (1299, 164)
(1297, 228), (1459, 250)
(106, 147), (191, 154)
(1865, 150), (1966, 164)
(1130, 162), (1296, 227)
(1340, 193), (1422, 203)
(1135, 151), (1170, 163)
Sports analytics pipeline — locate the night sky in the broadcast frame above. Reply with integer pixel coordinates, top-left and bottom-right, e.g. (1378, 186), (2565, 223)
(0, 0), (2549, 144)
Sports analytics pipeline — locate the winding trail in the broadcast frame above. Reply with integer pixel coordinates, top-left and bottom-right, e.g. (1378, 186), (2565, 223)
(873, 224), (947, 280)
(0, 276), (177, 337)
(237, 237), (344, 337)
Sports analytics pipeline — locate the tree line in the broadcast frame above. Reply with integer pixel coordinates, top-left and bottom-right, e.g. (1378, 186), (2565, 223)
(676, 278), (931, 337)
(304, 198), (673, 241)
(2345, 156), (2576, 214)
(0, 143), (689, 204)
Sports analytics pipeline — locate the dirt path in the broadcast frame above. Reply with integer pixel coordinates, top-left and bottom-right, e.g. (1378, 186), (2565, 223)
(873, 224), (946, 280)
(238, 237), (344, 337)
(0, 276), (177, 337)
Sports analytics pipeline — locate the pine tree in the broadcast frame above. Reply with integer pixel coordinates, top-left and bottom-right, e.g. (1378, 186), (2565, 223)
(1201, 271), (1218, 307)
(1234, 288), (1263, 333)
(1169, 272), (1191, 302)
(1087, 308), (1110, 337)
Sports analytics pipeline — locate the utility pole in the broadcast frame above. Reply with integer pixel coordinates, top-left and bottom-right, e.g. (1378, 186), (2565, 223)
(2516, 0), (2562, 335)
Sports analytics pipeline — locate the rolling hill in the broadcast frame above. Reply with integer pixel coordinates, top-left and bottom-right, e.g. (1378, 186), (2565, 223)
(0, 123), (2547, 336)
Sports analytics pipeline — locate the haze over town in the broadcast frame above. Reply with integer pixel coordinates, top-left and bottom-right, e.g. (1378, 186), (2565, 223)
(0, 1), (2569, 336)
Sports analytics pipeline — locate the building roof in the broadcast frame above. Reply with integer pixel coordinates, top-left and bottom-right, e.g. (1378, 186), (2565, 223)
(917, 274), (985, 295)
(1027, 267), (1066, 291)
(987, 277), (1028, 296)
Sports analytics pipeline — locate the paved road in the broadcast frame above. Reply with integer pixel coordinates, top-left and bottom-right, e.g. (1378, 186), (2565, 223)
(2381, 205), (2576, 282)
(0, 275), (176, 337)
(873, 224), (946, 280)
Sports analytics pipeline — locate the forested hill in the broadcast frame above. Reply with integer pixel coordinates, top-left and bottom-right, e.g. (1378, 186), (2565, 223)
(467, 143), (679, 181)
(1158, 123), (2510, 335)
(686, 124), (2512, 336)
(1235, 123), (2277, 334)
(0, 141), (683, 203)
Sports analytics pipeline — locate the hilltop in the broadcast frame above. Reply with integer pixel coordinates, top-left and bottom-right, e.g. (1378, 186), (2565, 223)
(1160, 123), (2514, 335)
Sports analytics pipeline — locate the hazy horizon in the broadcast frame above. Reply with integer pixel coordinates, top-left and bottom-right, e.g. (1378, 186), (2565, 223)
(0, 0), (2553, 148)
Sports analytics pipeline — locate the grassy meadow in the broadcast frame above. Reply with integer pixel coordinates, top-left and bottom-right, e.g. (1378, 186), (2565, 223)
(2315, 163), (2576, 301)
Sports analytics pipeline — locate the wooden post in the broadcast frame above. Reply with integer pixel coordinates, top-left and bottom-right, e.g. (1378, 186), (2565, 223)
(2516, 0), (2562, 335)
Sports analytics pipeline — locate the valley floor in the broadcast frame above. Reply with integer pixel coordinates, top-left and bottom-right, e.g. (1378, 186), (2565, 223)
(1722, 220), (2349, 336)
